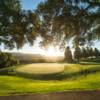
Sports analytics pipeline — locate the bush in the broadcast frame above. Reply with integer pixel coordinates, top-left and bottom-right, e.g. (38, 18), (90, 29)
(0, 52), (19, 69)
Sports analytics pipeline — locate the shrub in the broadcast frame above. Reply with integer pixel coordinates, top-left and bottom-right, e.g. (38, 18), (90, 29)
(0, 52), (19, 69)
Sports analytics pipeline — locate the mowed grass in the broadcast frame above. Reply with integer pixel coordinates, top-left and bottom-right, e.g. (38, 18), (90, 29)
(15, 63), (65, 74)
(0, 62), (100, 96)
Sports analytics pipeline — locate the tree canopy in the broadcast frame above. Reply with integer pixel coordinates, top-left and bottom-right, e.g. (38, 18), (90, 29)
(0, 0), (40, 49)
(36, 0), (100, 48)
(0, 0), (100, 50)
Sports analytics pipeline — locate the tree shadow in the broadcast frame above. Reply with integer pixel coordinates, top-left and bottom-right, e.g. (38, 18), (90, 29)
(79, 62), (100, 65)
(0, 64), (100, 81)
(9, 66), (100, 81)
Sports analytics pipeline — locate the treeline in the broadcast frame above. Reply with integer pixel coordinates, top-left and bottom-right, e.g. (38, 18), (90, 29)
(0, 51), (64, 69)
(0, 52), (19, 69)
(64, 46), (100, 62)
(74, 47), (100, 61)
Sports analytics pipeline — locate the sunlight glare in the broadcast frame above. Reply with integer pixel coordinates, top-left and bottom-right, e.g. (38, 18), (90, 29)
(42, 46), (63, 56)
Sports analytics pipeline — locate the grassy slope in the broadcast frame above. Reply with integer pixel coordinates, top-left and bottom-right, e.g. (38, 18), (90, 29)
(0, 63), (100, 95)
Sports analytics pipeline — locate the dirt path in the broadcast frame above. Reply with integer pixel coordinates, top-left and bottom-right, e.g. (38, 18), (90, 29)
(0, 91), (100, 100)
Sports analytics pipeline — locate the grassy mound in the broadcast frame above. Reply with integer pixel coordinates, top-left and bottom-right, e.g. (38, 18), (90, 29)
(15, 63), (65, 75)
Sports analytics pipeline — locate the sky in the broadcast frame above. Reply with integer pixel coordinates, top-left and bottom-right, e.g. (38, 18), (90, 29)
(21, 0), (43, 10)
(1, 0), (100, 56)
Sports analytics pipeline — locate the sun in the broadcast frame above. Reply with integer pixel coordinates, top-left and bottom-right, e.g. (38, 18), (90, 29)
(42, 46), (63, 57)
(3, 43), (64, 57)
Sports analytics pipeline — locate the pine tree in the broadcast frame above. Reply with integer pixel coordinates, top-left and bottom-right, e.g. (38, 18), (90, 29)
(64, 46), (73, 62)
(94, 48), (100, 58)
(86, 47), (90, 58)
(89, 47), (94, 58)
(74, 46), (81, 61)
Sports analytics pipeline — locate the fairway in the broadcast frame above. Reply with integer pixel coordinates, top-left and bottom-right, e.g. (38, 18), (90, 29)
(0, 62), (100, 96)
(16, 63), (65, 74)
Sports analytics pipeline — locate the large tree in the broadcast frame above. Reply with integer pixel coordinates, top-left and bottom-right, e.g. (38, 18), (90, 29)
(0, 0), (40, 49)
(36, 0), (100, 49)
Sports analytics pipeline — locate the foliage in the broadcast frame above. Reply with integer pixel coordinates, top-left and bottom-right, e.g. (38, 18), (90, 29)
(64, 46), (73, 62)
(74, 46), (81, 61)
(74, 47), (100, 60)
(36, 0), (100, 48)
(0, 0), (40, 49)
(88, 47), (94, 57)
(1, 0), (100, 50)
(94, 47), (100, 57)
(0, 52), (19, 68)
(81, 47), (88, 58)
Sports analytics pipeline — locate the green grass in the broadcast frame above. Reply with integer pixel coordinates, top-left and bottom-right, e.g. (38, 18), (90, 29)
(0, 61), (100, 96)
(15, 63), (64, 75)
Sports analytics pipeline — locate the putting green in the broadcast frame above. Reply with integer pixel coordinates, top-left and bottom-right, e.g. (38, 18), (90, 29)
(16, 63), (65, 74)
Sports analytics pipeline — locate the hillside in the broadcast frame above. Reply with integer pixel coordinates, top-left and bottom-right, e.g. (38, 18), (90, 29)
(12, 53), (64, 63)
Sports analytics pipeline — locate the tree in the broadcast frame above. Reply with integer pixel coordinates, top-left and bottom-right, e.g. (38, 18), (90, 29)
(74, 46), (81, 61)
(64, 46), (73, 62)
(0, 52), (19, 68)
(94, 47), (100, 58)
(0, 0), (40, 49)
(88, 47), (94, 58)
(81, 47), (87, 58)
(86, 47), (91, 58)
(36, 0), (100, 49)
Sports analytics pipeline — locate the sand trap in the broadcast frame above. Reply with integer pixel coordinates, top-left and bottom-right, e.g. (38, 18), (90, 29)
(16, 63), (65, 75)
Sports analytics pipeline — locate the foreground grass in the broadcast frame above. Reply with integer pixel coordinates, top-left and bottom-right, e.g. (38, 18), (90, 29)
(0, 62), (100, 95)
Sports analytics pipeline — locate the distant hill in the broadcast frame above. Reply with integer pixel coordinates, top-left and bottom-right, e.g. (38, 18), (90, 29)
(11, 52), (64, 63)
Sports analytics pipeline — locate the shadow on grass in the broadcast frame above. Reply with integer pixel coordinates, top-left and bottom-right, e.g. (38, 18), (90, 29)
(79, 62), (100, 65)
(81, 58), (100, 63)
(3, 66), (99, 81)
(58, 66), (100, 80)
(0, 61), (100, 81)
